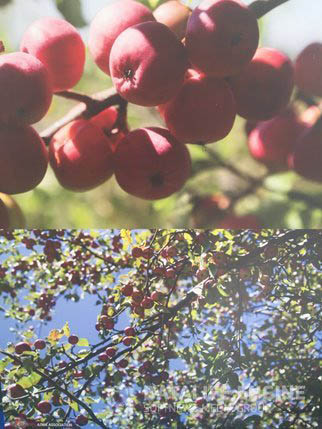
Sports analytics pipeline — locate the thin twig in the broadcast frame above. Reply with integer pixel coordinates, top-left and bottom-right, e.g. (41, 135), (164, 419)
(40, 88), (124, 145)
(249, 0), (290, 19)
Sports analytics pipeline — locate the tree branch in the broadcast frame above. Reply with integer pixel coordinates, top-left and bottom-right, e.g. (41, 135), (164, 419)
(228, 229), (306, 269)
(40, 88), (126, 145)
(0, 350), (108, 429)
(249, 0), (290, 19)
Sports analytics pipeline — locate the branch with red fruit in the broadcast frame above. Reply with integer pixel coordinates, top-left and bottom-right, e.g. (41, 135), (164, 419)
(0, 350), (107, 429)
(1, 0), (321, 229)
(39, 0), (293, 146)
(40, 89), (127, 145)
(1, 230), (320, 426)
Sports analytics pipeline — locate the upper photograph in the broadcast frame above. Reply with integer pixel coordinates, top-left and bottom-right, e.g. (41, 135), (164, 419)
(1, 0), (322, 229)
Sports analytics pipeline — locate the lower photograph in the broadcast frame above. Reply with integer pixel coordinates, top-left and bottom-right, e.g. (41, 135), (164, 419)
(0, 229), (321, 428)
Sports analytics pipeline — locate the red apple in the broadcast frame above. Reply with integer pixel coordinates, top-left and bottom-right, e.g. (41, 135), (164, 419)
(124, 327), (136, 336)
(106, 347), (117, 358)
(290, 120), (322, 182)
(68, 335), (79, 345)
(228, 47), (294, 121)
(132, 289), (144, 303)
(118, 359), (128, 368)
(121, 283), (133, 297)
(141, 297), (154, 309)
(195, 397), (205, 407)
(21, 18), (85, 92)
(123, 336), (135, 346)
(0, 52), (52, 125)
(98, 352), (109, 362)
(49, 119), (114, 192)
(132, 247), (143, 258)
(160, 71), (236, 144)
(110, 21), (188, 106)
(8, 383), (26, 399)
(0, 125), (48, 194)
(89, 106), (128, 153)
(114, 127), (191, 200)
(34, 339), (46, 350)
(89, 0), (155, 75)
(295, 42), (322, 97)
(36, 400), (52, 414)
(247, 108), (308, 169)
(15, 342), (31, 354)
(75, 415), (88, 426)
(185, 0), (259, 76)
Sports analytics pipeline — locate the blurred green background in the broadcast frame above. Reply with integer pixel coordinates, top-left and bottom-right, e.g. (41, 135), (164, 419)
(1, 0), (322, 228)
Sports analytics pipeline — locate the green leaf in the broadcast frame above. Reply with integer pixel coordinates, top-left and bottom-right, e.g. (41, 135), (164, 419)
(217, 284), (229, 297)
(77, 350), (91, 357)
(67, 398), (79, 412)
(56, 0), (86, 27)
(0, 357), (12, 373)
(121, 230), (132, 250)
(78, 338), (89, 347)
(48, 328), (64, 344)
(17, 372), (42, 389)
(21, 357), (34, 372)
(62, 321), (70, 338)
(62, 343), (72, 351)
(44, 391), (53, 401)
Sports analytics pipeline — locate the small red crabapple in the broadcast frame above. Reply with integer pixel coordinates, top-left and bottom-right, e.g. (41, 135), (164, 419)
(75, 415), (89, 426)
(15, 342), (31, 354)
(37, 400), (52, 414)
(121, 283), (133, 296)
(195, 397), (205, 407)
(34, 339), (46, 350)
(106, 347), (117, 358)
(123, 336), (135, 346)
(124, 326), (136, 337)
(68, 335), (79, 345)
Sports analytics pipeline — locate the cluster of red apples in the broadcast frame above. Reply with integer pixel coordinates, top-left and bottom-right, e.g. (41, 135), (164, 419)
(1, 0), (322, 222)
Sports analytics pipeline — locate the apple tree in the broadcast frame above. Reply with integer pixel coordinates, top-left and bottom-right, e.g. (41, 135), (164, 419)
(0, 228), (321, 427)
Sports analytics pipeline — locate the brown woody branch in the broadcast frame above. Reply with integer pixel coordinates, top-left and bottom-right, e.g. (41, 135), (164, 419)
(250, 0), (290, 19)
(40, 88), (127, 145)
(0, 350), (108, 429)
